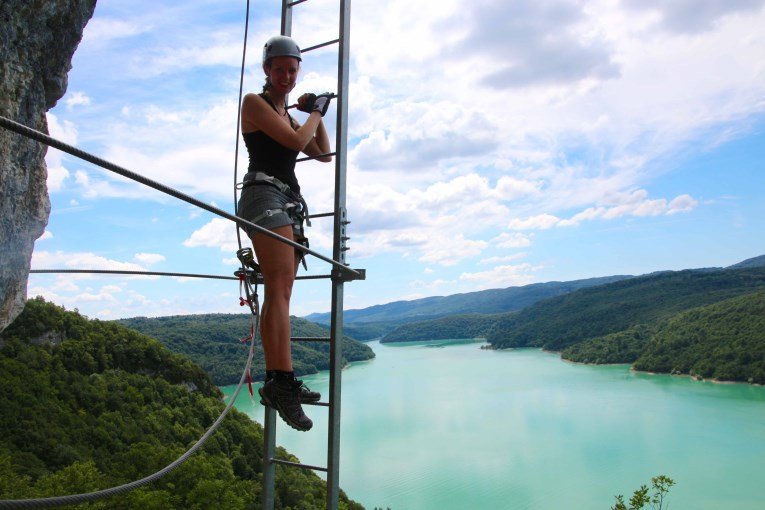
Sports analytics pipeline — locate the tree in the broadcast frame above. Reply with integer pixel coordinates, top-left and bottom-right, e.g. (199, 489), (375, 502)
(612, 475), (675, 510)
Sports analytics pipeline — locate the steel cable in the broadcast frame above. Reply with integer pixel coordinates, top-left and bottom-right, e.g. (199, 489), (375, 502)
(0, 115), (360, 278)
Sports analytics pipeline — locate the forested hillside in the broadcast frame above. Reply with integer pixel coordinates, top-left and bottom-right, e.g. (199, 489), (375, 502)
(486, 267), (765, 350)
(727, 254), (765, 269)
(305, 275), (630, 332)
(563, 292), (765, 383)
(119, 314), (375, 386)
(0, 298), (362, 509)
(633, 292), (765, 383)
(380, 314), (500, 343)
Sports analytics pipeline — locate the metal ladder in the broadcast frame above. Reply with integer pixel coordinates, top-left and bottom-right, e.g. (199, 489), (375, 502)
(260, 1), (360, 509)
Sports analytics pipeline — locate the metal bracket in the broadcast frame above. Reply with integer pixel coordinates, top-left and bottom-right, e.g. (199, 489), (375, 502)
(332, 267), (366, 282)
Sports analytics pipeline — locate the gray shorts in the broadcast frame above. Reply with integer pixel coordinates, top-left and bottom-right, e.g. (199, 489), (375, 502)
(238, 183), (303, 239)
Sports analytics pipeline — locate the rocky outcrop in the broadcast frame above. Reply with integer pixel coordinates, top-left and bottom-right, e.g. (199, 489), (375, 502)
(0, 0), (96, 332)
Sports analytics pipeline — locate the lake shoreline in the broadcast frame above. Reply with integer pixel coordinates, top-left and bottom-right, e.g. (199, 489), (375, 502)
(223, 340), (765, 510)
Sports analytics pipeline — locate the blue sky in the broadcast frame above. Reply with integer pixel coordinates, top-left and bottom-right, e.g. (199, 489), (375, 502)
(29, 0), (765, 320)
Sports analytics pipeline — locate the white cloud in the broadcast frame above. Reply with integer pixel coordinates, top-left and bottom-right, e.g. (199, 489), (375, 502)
(479, 253), (528, 265)
(183, 218), (240, 252)
(508, 214), (561, 230)
(82, 18), (149, 45)
(39, 231), (54, 241)
(134, 252), (166, 265)
(31, 251), (156, 278)
(44, 113), (78, 192)
(65, 92), (91, 109)
(222, 257), (240, 266)
(558, 190), (699, 226)
(491, 233), (533, 249)
(446, 0), (620, 89)
(623, 0), (765, 34)
(667, 194), (699, 214)
(47, 166), (70, 192)
(459, 263), (541, 289)
(37, 0), (765, 316)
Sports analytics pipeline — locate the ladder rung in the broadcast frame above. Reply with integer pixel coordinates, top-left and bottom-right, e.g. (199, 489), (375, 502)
(302, 39), (340, 53)
(270, 458), (328, 472)
(304, 401), (330, 407)
(291, 336), (331, 342)
(307, 211), (335, 219)
(295, 274), (332, 280)
(288, 0), (309, 6)
(297, 151), (336, 163)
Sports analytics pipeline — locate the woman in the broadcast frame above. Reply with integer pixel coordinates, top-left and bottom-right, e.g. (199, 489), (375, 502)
(238, 35), (333, 431)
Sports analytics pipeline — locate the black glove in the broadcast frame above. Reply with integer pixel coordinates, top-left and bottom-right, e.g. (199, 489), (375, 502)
(311, 92), (333, 117)
(296, 93), (317, 113)
(297, 92), (333, 117)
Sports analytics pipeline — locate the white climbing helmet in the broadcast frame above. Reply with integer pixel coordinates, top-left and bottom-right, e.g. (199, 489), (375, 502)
(262, 35), (301, 65)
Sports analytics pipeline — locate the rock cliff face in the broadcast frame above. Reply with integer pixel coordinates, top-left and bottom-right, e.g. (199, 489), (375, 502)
(0, 0), (97, 332)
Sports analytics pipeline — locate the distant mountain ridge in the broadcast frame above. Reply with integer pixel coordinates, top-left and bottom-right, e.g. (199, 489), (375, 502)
(728, 254), (765, 269)
(486, 266), (765, 350)
(381, 265), (765, 344)
(305, 275), (631, 328)
(376, 258), (765, 384)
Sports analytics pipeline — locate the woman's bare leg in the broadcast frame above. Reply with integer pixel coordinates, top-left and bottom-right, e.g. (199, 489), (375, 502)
(251, 224), (296, 371)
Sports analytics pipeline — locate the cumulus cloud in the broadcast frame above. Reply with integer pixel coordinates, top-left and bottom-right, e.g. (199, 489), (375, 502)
(459, 263), (540, 289)
(134, 252), (166, 265)
(32, 251), (152, 274)
(82, 17), (149, 46)
(508, 214), (561, 230)
(350, 101), (498, 172)
(44, 113), (78, 192)
(492, 232), (533, 248)
(65, 92), (91, 109)
(183, 218), (240, 252)
(667, 194), (699, 214)
(623, 0), (765, 34)
(558, 190), (700, 226)
(444, 0), (619, 88)
(38, 0), (765, 315)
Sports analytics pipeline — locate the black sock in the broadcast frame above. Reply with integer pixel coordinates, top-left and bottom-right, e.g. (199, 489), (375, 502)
(265, 370), (276, 382)
(271, 370), (295, 383)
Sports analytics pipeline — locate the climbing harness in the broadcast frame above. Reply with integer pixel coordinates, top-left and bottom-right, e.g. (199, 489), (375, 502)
(238, 172), (312, 268)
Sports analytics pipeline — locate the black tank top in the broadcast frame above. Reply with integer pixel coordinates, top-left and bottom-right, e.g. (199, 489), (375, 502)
(242, 93), (300, 193)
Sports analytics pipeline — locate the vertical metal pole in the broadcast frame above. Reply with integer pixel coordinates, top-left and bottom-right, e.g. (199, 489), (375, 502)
(280, 0), (292, 37)
(327, 1), (351, 509)
(261, 408), (278, 510)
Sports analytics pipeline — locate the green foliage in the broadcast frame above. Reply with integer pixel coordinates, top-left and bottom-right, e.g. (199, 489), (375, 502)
(0, 298), (363, 509)
(633, 291), (765, 383)
(487, 267), (765, 351)
(562, 324), (654, 364)
(612, 475), (675, 510)
(380, 313), (499, 343)
(118, 314), (374, 386)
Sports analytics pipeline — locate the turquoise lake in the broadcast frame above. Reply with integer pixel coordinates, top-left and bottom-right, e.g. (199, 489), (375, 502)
(222, 340), (765, 509)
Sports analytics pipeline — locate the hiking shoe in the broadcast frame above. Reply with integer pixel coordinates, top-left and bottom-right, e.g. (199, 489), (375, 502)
(259, 379), (321, 405)
(296, 380), (321, 403)
(258, 379), (313, 431)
